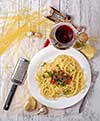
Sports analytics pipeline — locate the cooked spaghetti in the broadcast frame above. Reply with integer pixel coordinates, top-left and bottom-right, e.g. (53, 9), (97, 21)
(35, 55), (85, 99)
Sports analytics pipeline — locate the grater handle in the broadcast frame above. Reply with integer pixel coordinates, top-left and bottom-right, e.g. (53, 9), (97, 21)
(3, 83), (17, 110)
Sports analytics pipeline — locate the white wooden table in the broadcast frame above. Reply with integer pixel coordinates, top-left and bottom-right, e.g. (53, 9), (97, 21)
(0, 0), (100, 121)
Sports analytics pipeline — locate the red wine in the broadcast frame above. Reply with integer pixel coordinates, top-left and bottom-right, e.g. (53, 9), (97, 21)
(55, 25), (73, 44)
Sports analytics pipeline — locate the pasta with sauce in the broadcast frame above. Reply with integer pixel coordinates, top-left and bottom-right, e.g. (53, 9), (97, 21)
(35, 55), (85, 99)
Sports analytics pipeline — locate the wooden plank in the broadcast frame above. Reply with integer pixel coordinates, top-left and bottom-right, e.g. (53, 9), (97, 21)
(60, 0), (81, 26)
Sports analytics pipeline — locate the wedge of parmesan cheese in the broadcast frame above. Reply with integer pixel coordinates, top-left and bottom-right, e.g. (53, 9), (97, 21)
(24, 96), (37, 111)
(80, 44), (96, 60)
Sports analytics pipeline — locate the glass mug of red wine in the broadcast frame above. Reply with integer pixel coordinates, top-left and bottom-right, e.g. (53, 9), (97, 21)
(50, 22), (86, 49)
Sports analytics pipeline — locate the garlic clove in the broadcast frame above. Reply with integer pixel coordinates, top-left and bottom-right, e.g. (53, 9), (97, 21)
(79, 32), (88, 43)
(37, 105), (48, 115)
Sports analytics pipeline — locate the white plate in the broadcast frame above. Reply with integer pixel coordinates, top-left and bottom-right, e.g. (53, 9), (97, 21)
(27, 45), (91, 109)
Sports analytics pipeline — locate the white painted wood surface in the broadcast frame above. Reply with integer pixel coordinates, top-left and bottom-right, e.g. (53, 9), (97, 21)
(0, 0), (100, 121)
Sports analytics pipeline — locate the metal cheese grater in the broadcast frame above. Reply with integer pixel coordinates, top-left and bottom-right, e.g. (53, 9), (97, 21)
(3, 58), (29, 110)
